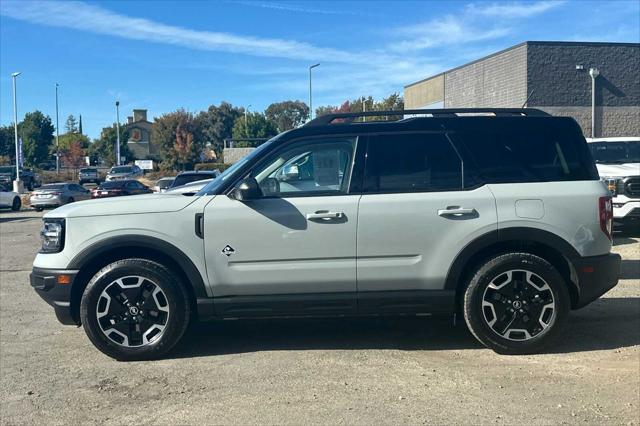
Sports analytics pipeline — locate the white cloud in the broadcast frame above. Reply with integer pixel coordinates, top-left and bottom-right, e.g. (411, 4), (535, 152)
(236, 1), (367, 16)
(466, 1), (565, 18)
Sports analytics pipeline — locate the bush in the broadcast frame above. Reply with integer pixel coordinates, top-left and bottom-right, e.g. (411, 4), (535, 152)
(195, 162), (230, 172)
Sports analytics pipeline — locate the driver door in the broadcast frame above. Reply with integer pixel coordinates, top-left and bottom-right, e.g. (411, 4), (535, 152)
(204, 136), (361, 316)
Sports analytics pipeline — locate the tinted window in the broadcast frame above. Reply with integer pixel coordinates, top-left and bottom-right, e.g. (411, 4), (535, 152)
(100, 181), (125, 189)
(364, 133), (462, 193)
(111, 166), (132, 174)
(458, 127), (596, 183)
(41, 184), (65, 190)
(589, 141), (640, 164)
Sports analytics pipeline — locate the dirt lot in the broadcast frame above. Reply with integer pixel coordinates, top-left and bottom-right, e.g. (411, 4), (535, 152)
(1, 209), (638, 425)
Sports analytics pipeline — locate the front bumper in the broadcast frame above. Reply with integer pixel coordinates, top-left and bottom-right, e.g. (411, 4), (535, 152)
(573, 253), (621, 309)
(30, 267), (79, 325)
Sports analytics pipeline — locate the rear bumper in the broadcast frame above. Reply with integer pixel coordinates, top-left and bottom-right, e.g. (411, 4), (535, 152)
(30, 267), (79, 325)
(573, 253), (621, 309)
(29, 197), (63, 207)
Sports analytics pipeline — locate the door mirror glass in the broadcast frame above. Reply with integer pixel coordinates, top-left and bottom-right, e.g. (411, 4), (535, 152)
(281, 164), (299, 181)
(232, 177), (263, 201)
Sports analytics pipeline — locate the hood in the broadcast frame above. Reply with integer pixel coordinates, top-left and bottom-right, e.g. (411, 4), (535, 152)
(44, 193), (203, 219)
(596, 163), (640, 178)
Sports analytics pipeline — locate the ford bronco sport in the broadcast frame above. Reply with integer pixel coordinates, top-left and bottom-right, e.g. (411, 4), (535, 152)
(31, 108), (621, 360)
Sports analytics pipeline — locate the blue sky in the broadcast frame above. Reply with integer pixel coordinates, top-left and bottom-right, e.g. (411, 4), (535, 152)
(1, 0), (638, 139)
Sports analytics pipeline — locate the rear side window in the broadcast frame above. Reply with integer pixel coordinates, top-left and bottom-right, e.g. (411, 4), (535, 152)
(364, 133), (463, 193)
(457, 126), (597, 183)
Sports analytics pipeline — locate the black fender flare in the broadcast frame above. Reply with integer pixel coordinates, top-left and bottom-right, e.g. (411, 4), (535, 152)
(68, 235), (208, 298)
(444, 227), (581, 292)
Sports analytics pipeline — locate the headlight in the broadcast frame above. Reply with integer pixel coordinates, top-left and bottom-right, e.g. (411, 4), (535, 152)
(40, 219), (65, 253)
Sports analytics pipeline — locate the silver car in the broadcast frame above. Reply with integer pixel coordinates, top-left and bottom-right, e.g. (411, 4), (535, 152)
(105, 165), (143, 181)
(30, 183), (91, 211)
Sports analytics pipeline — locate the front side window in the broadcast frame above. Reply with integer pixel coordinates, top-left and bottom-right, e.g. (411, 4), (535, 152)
(253, 137), (357, 197)
(364, 133), (463, 193)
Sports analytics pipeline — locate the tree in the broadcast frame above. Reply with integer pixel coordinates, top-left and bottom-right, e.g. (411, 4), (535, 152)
(57, 132), (90, 151)
(88, 123), (130, 166)
(152, 109), (203, 170)
(0, 125), (15, 164)
(78, 114), (83, 135)
(65, 114), (78, 133)
(265, 100), (309, 132)
(315, 94), (404, 121)
(60, 140), (86, 169)
(196, 102), (243, 157)
(18, 111), (55, 166)
(231, 112), (277, 146)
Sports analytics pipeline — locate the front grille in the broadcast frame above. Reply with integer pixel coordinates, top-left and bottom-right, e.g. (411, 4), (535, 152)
(624, 177), (640, 198)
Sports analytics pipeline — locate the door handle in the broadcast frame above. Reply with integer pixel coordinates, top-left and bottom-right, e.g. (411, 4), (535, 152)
(306, 211), (344, 220)
(437, 207), (477, 217)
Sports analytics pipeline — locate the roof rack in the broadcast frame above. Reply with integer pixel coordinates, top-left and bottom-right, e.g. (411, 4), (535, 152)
(304, 108), (550, 127)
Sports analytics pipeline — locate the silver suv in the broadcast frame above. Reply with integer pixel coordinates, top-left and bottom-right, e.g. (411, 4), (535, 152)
(30, 109), (620, 360)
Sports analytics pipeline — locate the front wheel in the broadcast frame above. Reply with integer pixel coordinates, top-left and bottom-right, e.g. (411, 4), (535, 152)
(463, 253), (570, 355)
(80, 259), (191, 360)
(11, 196), (21, 211)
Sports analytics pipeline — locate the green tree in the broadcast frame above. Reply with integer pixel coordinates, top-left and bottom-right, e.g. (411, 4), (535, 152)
(65, 114), (78, 133)
(196, 102), (243, 157)
(265, 100), (309, 132)
(57, 132), (90, 151)
(0, 125), (15, 164)
(152, 109), (203, 170)
(315, 94), (404, 121)
(18, 111), (55, 166)
(88, 123), (130, 166)
(231, 112), (277, 146)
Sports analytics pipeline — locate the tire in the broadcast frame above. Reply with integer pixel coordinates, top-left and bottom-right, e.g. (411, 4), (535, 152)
(11, 196), (21, 211)
(80, 259), (191, 361)
(34, 206), (43, 212)
(463, 253), (570, 355)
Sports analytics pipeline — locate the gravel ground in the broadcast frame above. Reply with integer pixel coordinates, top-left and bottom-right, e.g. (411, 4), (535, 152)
(1, 209), (638, 425)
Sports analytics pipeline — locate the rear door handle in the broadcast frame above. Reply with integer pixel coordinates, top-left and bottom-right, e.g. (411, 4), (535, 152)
(437, 207), (477, 217)
(306, 211), (344, 220)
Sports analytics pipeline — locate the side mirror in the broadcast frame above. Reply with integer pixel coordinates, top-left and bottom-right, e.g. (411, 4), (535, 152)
(232, 177), (263, 201)
(281, 164), (299, 181)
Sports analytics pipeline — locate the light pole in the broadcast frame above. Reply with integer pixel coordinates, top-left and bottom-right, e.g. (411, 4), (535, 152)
(309, 63), (320, 120)
(55, 83), (60, 173)
(115, 101), (121, 166)
(245, 104), (251, 137)
(589, 68), (600, 138)
(11, 72), (21, 191)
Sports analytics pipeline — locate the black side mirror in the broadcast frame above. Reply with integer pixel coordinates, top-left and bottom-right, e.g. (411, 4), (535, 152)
(232, 177), (263, 201)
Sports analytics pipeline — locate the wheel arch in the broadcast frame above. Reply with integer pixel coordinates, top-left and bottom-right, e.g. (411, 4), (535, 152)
(67, 235), (207, 324)
(445, 227), (581, 309)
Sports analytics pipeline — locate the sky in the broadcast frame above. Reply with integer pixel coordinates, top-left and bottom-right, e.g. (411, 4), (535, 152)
(1, 0), (639, 139)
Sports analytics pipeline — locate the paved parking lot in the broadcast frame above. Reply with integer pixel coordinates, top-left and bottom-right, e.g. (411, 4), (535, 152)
(1, 209), (638, 425)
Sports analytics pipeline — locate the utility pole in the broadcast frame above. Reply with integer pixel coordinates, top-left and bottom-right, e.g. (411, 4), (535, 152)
(11, 72), (21, 192)
(309, 63), (320, 120)
(55, 83), (60, 173)
(115, 101), (121, 166)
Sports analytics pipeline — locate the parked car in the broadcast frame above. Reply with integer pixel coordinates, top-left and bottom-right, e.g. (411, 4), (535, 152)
(30, 108), (620, 361)
(30, 183), (91, 211)
(38, 161), (57, 171)
(105, 165), (142, 181)
(169, 170), (220, 189)
(587, 137), (640, 231)
(0, 166), (40, 191)
(0, 182), (21, 211)
(152, 177), (175, 193)
(78, 167), (101, 185)
(165, 178), (212, 194)
(91, 179), (153, 198)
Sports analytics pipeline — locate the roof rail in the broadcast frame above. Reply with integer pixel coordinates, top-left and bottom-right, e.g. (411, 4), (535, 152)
(304, 108), (550, 127)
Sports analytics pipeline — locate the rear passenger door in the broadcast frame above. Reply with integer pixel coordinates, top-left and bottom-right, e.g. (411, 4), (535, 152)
(356, 132), (498, 313)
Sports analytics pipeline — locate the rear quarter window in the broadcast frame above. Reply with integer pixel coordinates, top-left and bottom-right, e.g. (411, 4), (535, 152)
(455, 123), (597, 183)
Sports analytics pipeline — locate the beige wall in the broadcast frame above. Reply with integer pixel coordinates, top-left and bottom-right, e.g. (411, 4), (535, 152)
(404, 74), (444, 109)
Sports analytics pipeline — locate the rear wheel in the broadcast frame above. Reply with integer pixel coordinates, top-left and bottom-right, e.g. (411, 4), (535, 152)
(34, 206), (43, 212)
(463, 253), (570, 355)
(80, 259), (191, 360)
(11, 196), (21, 211)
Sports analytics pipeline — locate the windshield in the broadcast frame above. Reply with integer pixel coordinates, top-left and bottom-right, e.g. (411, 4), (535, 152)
(173, 173), (214, 187)
(199, 138), (277, 195)
(156, 178), (174, 189)
(589, 141), (640, 164)
(110, 166), (132, 174)
(80, 168), (96, 173)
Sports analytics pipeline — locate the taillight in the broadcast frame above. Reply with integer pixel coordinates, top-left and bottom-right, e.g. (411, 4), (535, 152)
(599, 196), (613, 240)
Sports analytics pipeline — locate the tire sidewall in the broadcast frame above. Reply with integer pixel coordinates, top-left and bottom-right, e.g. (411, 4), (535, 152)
(11, 197), (20, 211)
(464, 253), (570, 354)
(80, 259), (190, 361)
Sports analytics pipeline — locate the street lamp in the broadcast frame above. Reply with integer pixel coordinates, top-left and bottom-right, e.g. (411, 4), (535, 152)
(11, 72), (21, 192)
(245, 104), (251, 137)
(309, 63), (320, 120)
(55, 83), (60, 173)
(115, 101), (121, 166)
(589, 68), (600, 138)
